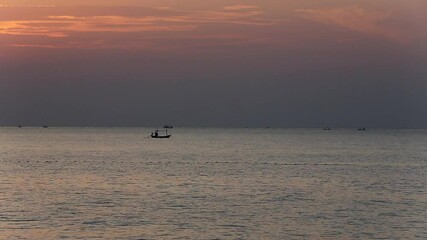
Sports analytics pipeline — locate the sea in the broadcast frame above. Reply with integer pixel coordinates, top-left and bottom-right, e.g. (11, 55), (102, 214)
(0, 127), (425, 239)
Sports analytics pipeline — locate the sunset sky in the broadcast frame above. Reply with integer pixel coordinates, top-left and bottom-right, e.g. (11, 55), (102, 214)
(1, 0), (426, 127)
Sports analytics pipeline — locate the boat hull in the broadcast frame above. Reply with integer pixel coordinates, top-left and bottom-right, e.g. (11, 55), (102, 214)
(151, 135), (172, 139)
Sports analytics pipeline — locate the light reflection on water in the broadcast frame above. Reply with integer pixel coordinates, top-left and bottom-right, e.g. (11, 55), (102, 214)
(0, 128), (426, 239)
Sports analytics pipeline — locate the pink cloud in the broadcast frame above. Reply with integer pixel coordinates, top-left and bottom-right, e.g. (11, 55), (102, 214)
(296, 5), (412, 44)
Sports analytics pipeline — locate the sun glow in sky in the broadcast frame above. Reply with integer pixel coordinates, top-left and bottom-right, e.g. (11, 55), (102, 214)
(1, 0), (427, 127)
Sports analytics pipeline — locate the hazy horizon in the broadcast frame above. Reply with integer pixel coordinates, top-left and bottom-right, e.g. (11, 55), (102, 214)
(3, 125), (427, 130)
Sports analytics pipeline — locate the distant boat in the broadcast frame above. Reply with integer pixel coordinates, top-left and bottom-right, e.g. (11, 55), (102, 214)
(358, 128), (366, 131)
(323, 127), (332, 130)
(43, 126), (49, 128)
(18, 125), (22, 128)
(163, 125), (173, 129)
(151, 129), (172, 138)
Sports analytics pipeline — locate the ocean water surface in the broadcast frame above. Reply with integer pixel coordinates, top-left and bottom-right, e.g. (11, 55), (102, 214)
(0, 128), (426, 239)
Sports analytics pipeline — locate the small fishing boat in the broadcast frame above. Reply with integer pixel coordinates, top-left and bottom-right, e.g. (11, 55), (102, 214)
(151, 129), (172, 138)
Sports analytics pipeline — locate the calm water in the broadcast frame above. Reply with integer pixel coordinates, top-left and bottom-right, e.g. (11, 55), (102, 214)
(0, 128), (426, 239)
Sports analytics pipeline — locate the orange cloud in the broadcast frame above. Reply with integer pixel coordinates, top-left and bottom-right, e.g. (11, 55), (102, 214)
(1, 5), (277, 50)
(296, 5), (411, 44)
(0, 16), (197, 38)
(11, 44), (63, 48)
(0, 5), (274, 38)
(223, 5), (259, 11)
(0, 20), (68, 37)
(0, 4), (56, 8)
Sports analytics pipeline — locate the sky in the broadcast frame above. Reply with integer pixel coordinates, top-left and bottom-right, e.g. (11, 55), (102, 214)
(1, 0), (426, 128)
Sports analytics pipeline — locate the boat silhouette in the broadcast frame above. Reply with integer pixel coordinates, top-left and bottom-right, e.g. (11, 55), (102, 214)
(151, 129), (172, 138)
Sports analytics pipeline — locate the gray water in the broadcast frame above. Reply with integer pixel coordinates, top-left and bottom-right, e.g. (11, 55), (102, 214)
(0, 128), (426, 239)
